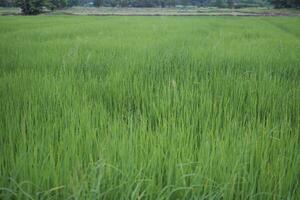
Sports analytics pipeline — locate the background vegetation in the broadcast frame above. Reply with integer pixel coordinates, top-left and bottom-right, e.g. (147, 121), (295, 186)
(0, 16), (299, 199)
(0, 0), (299, 15)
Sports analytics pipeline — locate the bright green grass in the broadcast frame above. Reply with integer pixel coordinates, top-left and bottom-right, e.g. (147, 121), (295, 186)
(0, 16), (300, 199)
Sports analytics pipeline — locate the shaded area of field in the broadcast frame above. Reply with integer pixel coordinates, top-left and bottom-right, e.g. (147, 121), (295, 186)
(0, 16), (300, 199)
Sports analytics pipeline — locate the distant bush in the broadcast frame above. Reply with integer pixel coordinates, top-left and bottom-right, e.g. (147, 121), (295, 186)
(16, 0), (70, 14)
(272, 0), (300, 8)
(17, 0), (45, 14)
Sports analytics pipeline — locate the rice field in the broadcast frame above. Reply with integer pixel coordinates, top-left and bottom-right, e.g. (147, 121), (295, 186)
(0, 16), (300, 199)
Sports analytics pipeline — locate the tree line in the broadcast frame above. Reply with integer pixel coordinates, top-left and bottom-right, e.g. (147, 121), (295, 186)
(0, 0), (299, 14)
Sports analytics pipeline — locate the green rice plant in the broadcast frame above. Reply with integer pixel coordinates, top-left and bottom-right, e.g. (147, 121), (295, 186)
(0, 16), (299, 199)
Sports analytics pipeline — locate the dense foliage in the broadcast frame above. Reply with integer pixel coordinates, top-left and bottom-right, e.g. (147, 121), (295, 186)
(271, 0), (300, 8)
(0, 0), (15, 6)
(0, 0), (298, 15)
(0, 16), (300, 199)
(16, 0), (44, 14)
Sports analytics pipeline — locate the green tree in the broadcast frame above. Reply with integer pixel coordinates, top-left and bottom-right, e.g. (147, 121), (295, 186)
(17, 0), (44, 14)
(67, 0), (79, 6)
(0, 0), (13, 6)
(49, 0), (67, 9)
(181, 0), (189, 6)
(94, 0), (103, 6)
(270, 0), (300, 7)
(216, 0), (225, 7)
(227, 0), (234, 7)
